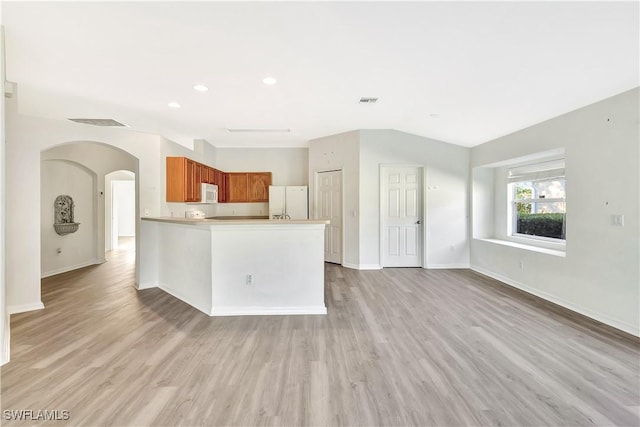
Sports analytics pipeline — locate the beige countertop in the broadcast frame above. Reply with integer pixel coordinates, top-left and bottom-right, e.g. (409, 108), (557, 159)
(141, 216), (329, 225)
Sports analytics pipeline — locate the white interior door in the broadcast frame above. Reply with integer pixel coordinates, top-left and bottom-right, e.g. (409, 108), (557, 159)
(381, 166), (423, 267)
(317, 170), (342, 264)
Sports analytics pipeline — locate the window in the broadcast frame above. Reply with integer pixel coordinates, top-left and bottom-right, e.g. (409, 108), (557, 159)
(508, 159), (565, 242)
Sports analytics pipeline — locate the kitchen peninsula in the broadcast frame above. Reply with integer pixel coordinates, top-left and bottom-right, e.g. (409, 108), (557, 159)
(139, 217), (329, 316)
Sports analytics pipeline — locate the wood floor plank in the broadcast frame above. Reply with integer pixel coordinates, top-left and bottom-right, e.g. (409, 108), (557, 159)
(1, 237), (638, 426)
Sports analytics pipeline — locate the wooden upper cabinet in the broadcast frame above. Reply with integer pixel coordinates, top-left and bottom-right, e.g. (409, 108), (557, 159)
(166, 157), (201, 202)
(166, 157), (194, 202)
(249, 172), (272, 202)
(186, 159), (200, 202)
(167, 156), (270, 204)
(207, 167), (216, 184)
(213, 169), (227, 203)
(227, 173), (249, 203)
(225, 172), (272, 203)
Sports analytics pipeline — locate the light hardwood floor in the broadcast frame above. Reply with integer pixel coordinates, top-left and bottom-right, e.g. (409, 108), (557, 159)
(1, 240), (639, 426)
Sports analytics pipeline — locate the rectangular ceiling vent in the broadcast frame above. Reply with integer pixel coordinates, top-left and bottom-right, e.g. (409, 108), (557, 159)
(359, 97), (378, 104)
(68, 118), (128, 127)
(227, 128), (291, 133)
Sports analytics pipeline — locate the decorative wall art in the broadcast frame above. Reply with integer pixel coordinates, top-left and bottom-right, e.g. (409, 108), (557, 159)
(54, 195), (80, 235)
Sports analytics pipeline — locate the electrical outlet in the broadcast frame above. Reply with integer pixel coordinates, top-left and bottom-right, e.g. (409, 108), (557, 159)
(519, 260), (524, 270)
(246, 274), (253, 285)
(144, 208), (150, 217)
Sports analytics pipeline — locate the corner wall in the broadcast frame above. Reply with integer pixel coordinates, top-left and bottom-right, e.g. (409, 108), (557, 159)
(359, 130), (470, 268)
(308, 131), (360, 267)
(470, 88), (640, 336)
(40, 160), (97, 278)
(5, 88), (162, 313)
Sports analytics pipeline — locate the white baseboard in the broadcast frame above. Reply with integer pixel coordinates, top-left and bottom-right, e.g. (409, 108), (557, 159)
(471, 265), (640, 337)
(1, 314), (9, 366)
(41, 259), (101, 278)
(342, 262), (382, 270)
(212, 306), (327, 316)
(425, 263), (470, 269)
(135, 281), (158, 290)
(8, 301), (45, 315)
(158, 283), (211, 316)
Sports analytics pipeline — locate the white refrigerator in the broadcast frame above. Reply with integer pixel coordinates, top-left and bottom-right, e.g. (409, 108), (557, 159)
(269, 186), (308, 219)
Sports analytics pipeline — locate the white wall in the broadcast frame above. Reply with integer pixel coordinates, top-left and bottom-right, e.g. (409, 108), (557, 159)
(308, 129), (470, 270)
(470, 88), (640, 336)
(139, 220), (326, 316)
(1, 26), (9, 365)
(5, 86), (163, 313)
(42, 142), (138, 262)
(214, 147), (308, 217)
(308, 131), (360, 267)
(214, 147), (308, 185)
(41, 160), (97, 277)
(359, 130), (470, 269)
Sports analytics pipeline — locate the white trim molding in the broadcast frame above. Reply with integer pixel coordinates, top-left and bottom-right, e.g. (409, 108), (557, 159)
(135, 281), (158, 291)
(41, 259), (101, 279)
(425, 263), (470, 269)
(471, 265), (639, 337)
(212, 306), (327, 316)
(343, 262), (382, 270)
(8, 301), (45, 315)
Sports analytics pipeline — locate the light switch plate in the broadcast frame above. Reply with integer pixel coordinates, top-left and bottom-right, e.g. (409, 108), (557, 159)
(611, 214), (624, 226)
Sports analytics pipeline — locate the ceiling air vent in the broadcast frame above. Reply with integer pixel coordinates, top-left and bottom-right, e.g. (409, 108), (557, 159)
(359, 97), (378, 104)
(227, 128), (291, 133)
(68, 118), (128, 127)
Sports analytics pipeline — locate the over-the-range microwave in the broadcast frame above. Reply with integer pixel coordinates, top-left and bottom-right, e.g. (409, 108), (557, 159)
(189, 183), (218, 204)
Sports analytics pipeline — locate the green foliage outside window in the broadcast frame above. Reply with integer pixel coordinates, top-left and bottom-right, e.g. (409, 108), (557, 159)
(515, 186), (532, 214)
(516, 213), (565, 239)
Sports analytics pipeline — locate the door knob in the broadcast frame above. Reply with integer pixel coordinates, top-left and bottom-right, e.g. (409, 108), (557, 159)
(416, 220), (421, 224)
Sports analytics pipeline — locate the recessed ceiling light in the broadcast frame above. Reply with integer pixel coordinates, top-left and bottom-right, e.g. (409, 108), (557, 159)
(263, 76), (277, 85)
(359, 97), (378, 104)
(193, 84), (208, 92)
(428, 113), (440, 119)
(168, 102), (181, 108)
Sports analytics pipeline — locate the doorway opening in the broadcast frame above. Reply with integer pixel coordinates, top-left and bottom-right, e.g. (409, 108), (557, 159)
(106, 170), (136, 253)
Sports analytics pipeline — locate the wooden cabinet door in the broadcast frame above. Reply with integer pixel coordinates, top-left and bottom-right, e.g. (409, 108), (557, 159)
(166, 157), (186, 202)
(185, 159), (199, 202)
(213, 169), (227, 202)
(227, 173), (249, 202)
(207, 167), (215, 184)
(248, 172), (272, 202)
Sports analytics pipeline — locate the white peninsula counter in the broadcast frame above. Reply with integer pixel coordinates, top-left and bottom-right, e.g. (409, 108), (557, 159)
(139, 217), (329, 316)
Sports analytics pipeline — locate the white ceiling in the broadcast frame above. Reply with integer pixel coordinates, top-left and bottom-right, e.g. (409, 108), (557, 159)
(2, 1), (638, 148)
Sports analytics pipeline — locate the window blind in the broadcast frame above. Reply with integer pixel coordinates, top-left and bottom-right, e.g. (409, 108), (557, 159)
(508, 159), (565, 183)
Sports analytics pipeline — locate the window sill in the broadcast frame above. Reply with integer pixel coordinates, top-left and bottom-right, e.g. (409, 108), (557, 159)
(475, 238), (566, 257)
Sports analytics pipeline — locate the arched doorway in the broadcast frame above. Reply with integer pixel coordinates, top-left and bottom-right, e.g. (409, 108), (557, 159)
(40, 142), (139, 282)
